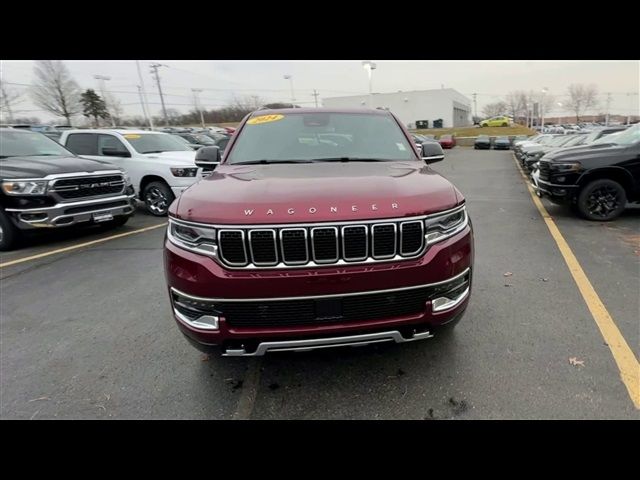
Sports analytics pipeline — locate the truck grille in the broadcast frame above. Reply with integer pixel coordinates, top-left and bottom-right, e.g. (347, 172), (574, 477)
(213, 269), (471, 327)
(49, 174), (125, 200)
(538, 161), (551, 182)
(217, 218), (425, 268)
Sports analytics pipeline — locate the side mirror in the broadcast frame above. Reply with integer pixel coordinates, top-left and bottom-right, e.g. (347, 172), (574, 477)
(421, 141), (445, 164)
(102, 147), (131, 157)
(195, 145), (221, 173)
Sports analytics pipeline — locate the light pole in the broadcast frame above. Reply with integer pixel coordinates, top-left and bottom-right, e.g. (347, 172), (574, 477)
(556, 102), (563, 125)
(136, 61), (153, 130)
(94, 74), (116, 127)
(192, 88), (205, 128)
(283, 75), (295, 104)
(362, 61), (377, 108)
(540, 87), (548, 130)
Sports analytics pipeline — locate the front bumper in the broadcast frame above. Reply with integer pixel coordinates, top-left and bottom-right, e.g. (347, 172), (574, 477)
(5, 194), (136, 229)
(164, 225), (473, 355)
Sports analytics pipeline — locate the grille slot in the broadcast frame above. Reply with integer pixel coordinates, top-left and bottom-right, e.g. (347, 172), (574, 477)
(400, 221), (424, 255)
(249, 229), (277, 265)
(342, 225), (367, 261)
(280, 229), (308, 264)
(219, 230), (247, 265)
(311, 227), (338, 263)
(372, 223), (396, 259)
(50, 175), (125, 200)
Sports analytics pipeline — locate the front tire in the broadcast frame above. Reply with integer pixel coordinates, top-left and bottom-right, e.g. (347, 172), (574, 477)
(0, 210), (20, 251)
(576, 179), (627, 221)
(143, 181), (174, 217)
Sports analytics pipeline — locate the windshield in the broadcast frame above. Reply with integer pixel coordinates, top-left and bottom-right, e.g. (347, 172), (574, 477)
(593, 126), (639, 145)
(226, 112), (416, 164)
(0, 130), (73, 158)
(562, 135), (587, 147)
(124, 133), (193, 154)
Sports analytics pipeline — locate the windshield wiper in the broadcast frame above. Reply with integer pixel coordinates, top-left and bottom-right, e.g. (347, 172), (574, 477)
(142, 150), (167, 154)
(310, 157), (391, 163)
(232, 159), (314, 165)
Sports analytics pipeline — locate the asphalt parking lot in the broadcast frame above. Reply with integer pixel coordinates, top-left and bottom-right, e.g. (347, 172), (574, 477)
(1, 148), (638, 419)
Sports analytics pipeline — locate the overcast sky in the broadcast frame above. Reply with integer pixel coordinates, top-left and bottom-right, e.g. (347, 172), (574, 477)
(1, 60), (638, 122)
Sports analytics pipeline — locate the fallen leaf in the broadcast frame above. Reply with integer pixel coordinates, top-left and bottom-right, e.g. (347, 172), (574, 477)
(201, 354), (210, 362)
(504, 283), (512, 287)
(569, 357), (585, 367)
(503, 272), (513, 277)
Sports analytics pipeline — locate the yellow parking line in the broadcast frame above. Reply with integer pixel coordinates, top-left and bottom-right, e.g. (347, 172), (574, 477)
(0, 223), (167, 269)
(512, 154), (640, 408)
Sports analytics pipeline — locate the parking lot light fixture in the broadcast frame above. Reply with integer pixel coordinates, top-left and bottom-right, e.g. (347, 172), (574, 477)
(541, 87), (549, 130)
(362, 61), (377, 108)
(283, 75), (295, 104)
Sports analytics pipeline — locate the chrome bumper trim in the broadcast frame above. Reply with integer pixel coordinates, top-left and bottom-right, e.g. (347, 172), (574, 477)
(170, 267), (471, 303)
(6, 194), (135, 229)
(223, 329), (434, 356)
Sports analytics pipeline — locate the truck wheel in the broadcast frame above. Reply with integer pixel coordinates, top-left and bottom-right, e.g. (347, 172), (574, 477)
(143, 181), (174, 216)
(0, 210), (19, 251)
(577, 179), (627, 221)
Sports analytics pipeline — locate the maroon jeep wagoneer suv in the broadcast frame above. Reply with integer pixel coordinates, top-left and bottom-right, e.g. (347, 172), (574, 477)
(164, 109), (474, 356)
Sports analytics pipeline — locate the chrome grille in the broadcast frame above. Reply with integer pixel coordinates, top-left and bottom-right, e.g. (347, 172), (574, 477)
(49, 174), (125, 200)
(217, 217), (427, 269)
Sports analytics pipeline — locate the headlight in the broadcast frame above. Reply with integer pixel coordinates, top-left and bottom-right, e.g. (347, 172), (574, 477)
(170, 167), (199, 177)
(124, 173), (132, 185)
(167, 217), (218, 257)
(1, 180), (48, 195)
(550, 162), (582, 172)
(424, 205), (468, 245)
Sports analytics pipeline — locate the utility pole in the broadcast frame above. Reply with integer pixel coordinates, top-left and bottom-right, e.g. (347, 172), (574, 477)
(137, 85), (150, 128)
(136, 61), (154, 130)
(472, 93), (477, 119)
(192, 88), (205, 128)
(605, 92), (612, 126)
(150, 63), (169, 126)
(94, 75), (116, 127)
(312, 89), (319, 108)
(283, 75), (295, 104)
(361, 61), (376, 108)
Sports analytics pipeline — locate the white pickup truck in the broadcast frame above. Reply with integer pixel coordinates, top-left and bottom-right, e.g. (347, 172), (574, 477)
(59, 129), (203, 216)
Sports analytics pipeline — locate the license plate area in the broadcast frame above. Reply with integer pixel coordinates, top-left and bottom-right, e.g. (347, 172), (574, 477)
(92, 212), (114, 223)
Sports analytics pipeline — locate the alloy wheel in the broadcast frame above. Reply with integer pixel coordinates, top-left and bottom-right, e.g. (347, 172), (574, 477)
(146, 187), (169, 215)
(586, 185), (621, 218)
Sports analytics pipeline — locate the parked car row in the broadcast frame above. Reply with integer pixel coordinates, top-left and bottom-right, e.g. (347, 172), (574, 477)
(0, 126), (232, 250)
(474, 135), (512, 150)
(411, 133), (456, 149)
(515, 125), (640, 221)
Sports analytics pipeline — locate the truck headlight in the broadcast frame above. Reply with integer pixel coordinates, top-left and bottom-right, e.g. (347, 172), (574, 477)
(170, 167), (199, 177)
(1, 180), (48, 195)
(424, 205), (468, 245)
(550, 162), (582, 172)
(168, 217), (218, 256)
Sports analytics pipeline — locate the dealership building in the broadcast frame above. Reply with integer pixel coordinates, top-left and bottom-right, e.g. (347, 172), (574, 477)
(322, 88), (472, 129)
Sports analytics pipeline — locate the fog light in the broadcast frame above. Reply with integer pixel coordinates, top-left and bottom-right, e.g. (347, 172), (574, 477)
(432, 287), (470, 312)
(171, 288), (220, 330)
(20, 213), (47, 222)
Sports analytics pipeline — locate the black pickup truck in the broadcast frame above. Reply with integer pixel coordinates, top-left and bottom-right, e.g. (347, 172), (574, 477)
(0, 128), (136, 250)
(534, 124), (640, 221)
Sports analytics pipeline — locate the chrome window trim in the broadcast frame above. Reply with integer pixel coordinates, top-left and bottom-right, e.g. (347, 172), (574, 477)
(248, 229), (278, 266)
(218, 229), (248, 267)
(341, 225), (368, 262)
(170, 267), (471, 303)
(310, 226), (339, 264)
(372, 223), (397, 260)
(400, 220), (425, 256)
(279, 228), (309, 265)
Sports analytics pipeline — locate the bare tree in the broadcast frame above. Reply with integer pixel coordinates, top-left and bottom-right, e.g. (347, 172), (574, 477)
(482, 101), (508, 118)
(104, 92), (124, 125)
(504, 90), (528, 124)
(0, 81), (22, 123)
(30, 60), (82, 125)
(565, 84), (599, 123)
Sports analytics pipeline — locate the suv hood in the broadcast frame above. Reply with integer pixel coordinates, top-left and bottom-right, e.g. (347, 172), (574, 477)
(141, 150), (196, 165)
(543, 142), (625, 162)
(175, 161), (460, 224)
(0, 155), (120, 179)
